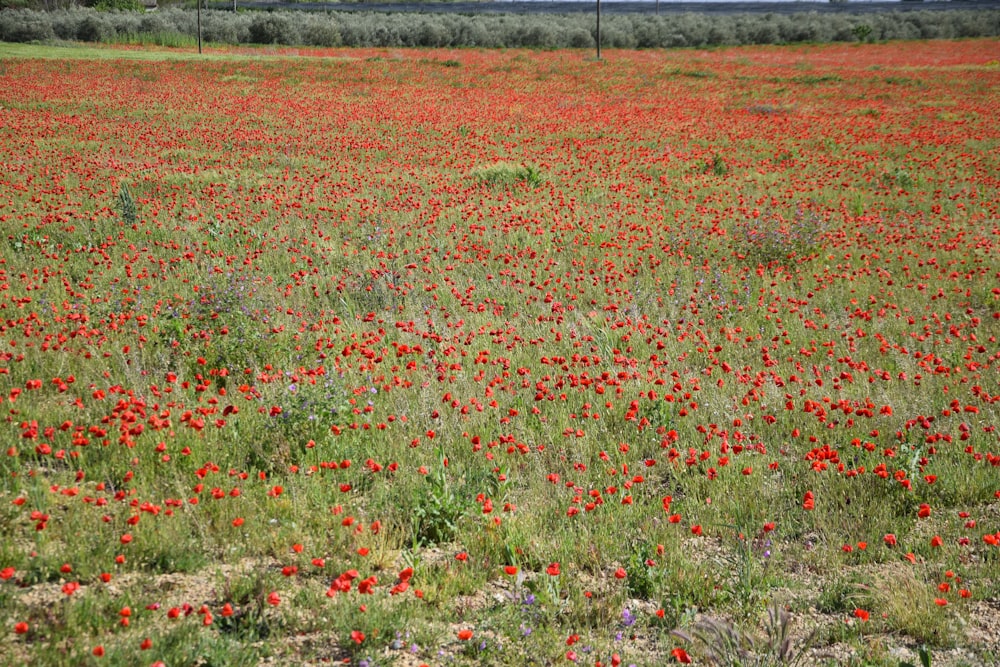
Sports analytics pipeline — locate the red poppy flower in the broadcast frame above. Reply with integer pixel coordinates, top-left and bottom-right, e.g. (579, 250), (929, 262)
(802, 491), (815, 511)
(671, 647), (692, 663)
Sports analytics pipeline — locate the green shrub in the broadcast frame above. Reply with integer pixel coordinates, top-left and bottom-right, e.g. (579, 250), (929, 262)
(600, 22), (638, 49)
(94, 0), (143, 11)
(2, 7), (999, 49)
(567, 26), (594, 49)
(137, 12), (167, 33)
(248, 11), (299, 45)
(415, 17), (449, 47)
(155, 7), (198, 36)
(0, 9), (55, 41)
(372, 21), (404, 47)
(76, 13), (114, 41)
(201, 10), (249, 43)
(50, 11), (81, 40)
(453, 20), (497, 48)
(300, 16), (340, 47)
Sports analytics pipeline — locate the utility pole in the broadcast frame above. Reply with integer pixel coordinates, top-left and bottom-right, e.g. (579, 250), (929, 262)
(196, 0), (202, 54)
(595, 0), (601, 60)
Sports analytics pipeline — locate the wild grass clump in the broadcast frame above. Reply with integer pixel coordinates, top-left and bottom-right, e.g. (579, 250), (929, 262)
(673, 603), (815, 666)
(472, 163), (544, 189)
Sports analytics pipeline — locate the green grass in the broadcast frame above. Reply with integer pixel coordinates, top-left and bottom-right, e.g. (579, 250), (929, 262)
(0, 41), (354, 62)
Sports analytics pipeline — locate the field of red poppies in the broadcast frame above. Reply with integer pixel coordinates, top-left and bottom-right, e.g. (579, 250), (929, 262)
(0, 39), (998, 666)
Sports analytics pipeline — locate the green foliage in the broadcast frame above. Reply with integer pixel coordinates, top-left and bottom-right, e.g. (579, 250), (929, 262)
(75, 12), (115, 41)
(706, 154), (729, 176)
(248, 12), (299, 45)
(300, 17), (340, 47)
(880, 168), (915, 190)
(473, 163), (544, 189)
(900, 647), (932, 667)
(216, 572), (277, 640)
(861, 567), (963, 648)
(114, 182), (138, 226)
(816, 575), (863, 615)
(94, 0), (143, 12)
(0, 9), (54, 40)
(263, 375), (350, 456)
(412, 455), (468, 546)
(2, 8), (999, 48)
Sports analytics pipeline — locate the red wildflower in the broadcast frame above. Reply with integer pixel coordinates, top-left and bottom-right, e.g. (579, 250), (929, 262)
(802, 491), (815, 511)
(671, 648), (692, 663)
